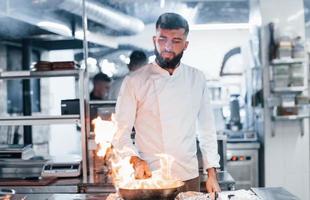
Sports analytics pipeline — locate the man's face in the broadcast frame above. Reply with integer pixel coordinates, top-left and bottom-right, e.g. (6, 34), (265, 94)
(94, 81), (111, 99)
(153, 28), (188, 68)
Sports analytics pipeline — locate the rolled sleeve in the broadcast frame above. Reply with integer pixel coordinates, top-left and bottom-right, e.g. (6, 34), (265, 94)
(197, 81), (220, 171)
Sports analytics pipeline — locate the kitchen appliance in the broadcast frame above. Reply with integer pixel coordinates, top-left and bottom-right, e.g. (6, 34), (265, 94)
(0, 159), (46, 179)
(226, 142), (260, 189)
(224, 130), (257, 142)
(118, 181), (184, 200)
(34, 61), (76, 71)
(42, 155), (81, 178)
(226, 94), (242, 131)
(0, 189), (15, 200)
(0, 144), (34, 160)
(61, 99), (80, 115)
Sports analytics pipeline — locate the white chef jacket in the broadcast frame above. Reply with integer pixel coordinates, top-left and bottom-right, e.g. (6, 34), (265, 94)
(112, 62), (220, 181)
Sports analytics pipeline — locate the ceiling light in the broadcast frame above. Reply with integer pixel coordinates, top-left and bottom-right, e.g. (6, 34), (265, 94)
(160, 0), (165, 8)
(37, 21), (72, 36)
(99, 59), (116, 77)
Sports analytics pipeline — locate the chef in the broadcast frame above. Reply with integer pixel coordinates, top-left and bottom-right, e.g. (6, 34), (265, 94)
(90, 72), (111, 100)
(112, 12), (220, 195)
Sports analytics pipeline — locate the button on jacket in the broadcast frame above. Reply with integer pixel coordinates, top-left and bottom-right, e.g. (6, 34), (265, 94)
(112, 62), (220, 181)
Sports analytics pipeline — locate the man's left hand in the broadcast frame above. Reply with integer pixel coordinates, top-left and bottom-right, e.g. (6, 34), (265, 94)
(205, 168), (221, 199)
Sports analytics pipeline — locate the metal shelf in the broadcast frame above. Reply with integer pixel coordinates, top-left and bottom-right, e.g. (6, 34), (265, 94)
(271, 58), (304, 65)
(271, 86), (306, 93)
(89, 100), (116, 105)
(271, 114), (309, 137)
(0, 115), (80, 125)
(272, 115), (310, 120)
(0, 69), (82, 79)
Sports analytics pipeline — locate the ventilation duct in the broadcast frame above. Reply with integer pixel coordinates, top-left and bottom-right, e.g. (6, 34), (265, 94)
(58, 0), (145, 34)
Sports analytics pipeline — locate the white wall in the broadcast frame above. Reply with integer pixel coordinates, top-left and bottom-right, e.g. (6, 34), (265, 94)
(117, 25), (250, 80)
(41, 50), (81, 157)
(258, 0), (310, 199)
(183, 28), (250, 79)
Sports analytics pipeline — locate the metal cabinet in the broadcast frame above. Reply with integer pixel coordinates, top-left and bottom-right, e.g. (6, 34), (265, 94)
(226, 142), (260, 190)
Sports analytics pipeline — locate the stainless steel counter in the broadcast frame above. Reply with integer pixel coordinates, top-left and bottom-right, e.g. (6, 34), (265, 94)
(0, 170), (233, 194)
(0, 178), (81, 193)
(7, 187), (298, 200)
(251, 187), (299, 200)
(9, 193), (110, 200)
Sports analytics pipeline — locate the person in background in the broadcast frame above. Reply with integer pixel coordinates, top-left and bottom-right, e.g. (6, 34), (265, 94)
(112, 12), (220, 197)
(108, 50), (148, 100)
(90, 72), (111, 100)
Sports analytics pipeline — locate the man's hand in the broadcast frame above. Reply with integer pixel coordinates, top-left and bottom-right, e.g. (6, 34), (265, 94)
(205, 168), (221, 200)
(130, 156), (152, 179)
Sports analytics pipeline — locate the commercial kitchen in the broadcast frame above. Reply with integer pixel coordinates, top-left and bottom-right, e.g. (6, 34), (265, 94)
(0, 0), (309, 199)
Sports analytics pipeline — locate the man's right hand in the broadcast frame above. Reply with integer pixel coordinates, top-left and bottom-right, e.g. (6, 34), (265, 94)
(130, 156), (152, 179)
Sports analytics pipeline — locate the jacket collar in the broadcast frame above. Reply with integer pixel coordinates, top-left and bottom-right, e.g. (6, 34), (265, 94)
(151, 62), (183, 77)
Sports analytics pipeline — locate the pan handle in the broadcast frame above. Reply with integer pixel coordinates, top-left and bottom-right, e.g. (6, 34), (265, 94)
(0, 189), (15, 195)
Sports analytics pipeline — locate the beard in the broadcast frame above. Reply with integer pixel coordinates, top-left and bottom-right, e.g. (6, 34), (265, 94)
(154, 47), (184, 69)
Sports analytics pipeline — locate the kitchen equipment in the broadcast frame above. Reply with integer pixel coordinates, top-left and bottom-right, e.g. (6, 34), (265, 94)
(118, 181), (184, 200)
(34, 61), (76, 71)
(276, 106), (298, 116)
(34, 61), (53, 71)
(0, 144), (34, 160)
(42, 156), (81, 178)
(61, 99), (80, 115)
(292, 36), (305, 58)
(276, 36), (293, 58)
(0, 176), (57, 186)
(225, 130), (257, 142)
(0, 189), (15, 200)
(226, 142), (260, 189)
(51, 61), (76, 70)
(226, 94), (242, 131)
(0, 159), (46, 179)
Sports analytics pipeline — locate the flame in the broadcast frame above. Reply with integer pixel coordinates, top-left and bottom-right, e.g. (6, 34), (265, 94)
(92, 115), (182, 190)
(92, 115), (117, 157)
(112, 149), (182, 190)
(92, 115), (116, 144)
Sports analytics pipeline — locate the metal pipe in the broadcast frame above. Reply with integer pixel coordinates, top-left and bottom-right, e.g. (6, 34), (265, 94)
(81, 0), (89, 184)
(22, 39), (32, 145)
(58, 0), (144, 34)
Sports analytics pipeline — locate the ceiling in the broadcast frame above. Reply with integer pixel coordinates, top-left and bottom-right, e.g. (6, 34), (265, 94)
(2, 1), (310, 54)
(0, 0), (249, 48)
(1, 1), (309, 78)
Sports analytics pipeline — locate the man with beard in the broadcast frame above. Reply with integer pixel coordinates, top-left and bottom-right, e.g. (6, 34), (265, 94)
(112, 13), (220, 196)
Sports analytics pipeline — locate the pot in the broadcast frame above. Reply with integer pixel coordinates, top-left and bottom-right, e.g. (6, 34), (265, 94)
(118, 181), (184, 200)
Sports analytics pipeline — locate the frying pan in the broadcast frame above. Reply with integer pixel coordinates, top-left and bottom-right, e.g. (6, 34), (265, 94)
(0, 189), (15, 200)
(118, 181), (184, 200)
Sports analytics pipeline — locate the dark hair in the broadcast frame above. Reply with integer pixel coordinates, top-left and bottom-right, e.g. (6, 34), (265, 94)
(156, 12), (189, 36)
(128, 50), (148, 69)
(93, 72), (111, 83)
